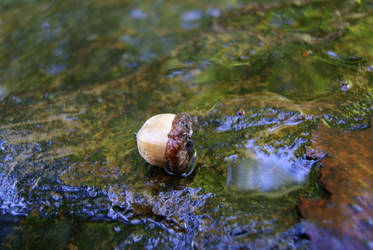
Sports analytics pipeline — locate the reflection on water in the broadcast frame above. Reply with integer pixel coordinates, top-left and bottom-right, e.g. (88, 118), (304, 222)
(0, 0), (372, 248)
(182, 10), (203, 30)
(0, 172), (27, 216)
(0, 86), (7, 101)
(227, 140), (315, 193)
(129, 9), (147, 19)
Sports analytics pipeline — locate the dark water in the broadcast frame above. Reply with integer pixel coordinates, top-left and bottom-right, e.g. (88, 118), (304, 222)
(0, 0), (372, 249)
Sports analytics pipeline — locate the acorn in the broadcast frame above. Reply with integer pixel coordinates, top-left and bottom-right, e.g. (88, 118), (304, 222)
(136, 112), (195, 175)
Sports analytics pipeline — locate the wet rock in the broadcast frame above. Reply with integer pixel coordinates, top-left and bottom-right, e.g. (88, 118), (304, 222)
(299, 118), (373, 248)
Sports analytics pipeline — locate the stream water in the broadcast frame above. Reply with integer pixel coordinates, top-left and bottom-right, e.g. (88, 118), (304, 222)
(0, 0), (372, 249)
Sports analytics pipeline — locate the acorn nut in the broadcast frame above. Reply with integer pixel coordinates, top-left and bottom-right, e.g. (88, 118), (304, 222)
(136, 112), (195, 175)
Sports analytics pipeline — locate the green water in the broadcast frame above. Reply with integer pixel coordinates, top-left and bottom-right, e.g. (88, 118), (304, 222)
(0, 0), (372, 249)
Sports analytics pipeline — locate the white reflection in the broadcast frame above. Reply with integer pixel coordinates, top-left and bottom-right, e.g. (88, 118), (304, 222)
(182, 10), (202, 21)
(0, 172), (27, 215)
(129, 9), (147, 19)
(182, 10), (203, 30)
(227, 141), (312, 192)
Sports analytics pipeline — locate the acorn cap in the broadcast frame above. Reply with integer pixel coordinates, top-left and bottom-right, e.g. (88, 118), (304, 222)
(136, 112), (194, 174)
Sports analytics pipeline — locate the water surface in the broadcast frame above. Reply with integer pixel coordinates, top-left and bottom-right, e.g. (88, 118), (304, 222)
(0, 0), (372, 248)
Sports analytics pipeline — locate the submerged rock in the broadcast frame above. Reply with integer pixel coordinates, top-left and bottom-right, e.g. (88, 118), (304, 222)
(299, 118), (373, 249)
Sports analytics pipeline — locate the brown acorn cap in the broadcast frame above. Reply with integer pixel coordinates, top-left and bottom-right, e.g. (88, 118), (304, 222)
(165, 112), (195, 174)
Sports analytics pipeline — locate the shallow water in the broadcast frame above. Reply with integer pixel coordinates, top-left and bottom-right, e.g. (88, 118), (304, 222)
(0, 0), (372, 249)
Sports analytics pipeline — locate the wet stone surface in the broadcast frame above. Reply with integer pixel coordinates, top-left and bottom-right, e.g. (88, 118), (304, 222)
(299, 119), (373, 249)
(0, 0), (373, 249)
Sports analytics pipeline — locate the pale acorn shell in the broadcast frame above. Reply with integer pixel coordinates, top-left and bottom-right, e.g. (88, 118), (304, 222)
(136, 114), (176, 168)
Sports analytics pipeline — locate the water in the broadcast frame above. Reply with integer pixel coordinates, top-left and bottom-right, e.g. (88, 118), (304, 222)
(0, 0), (372, 248)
